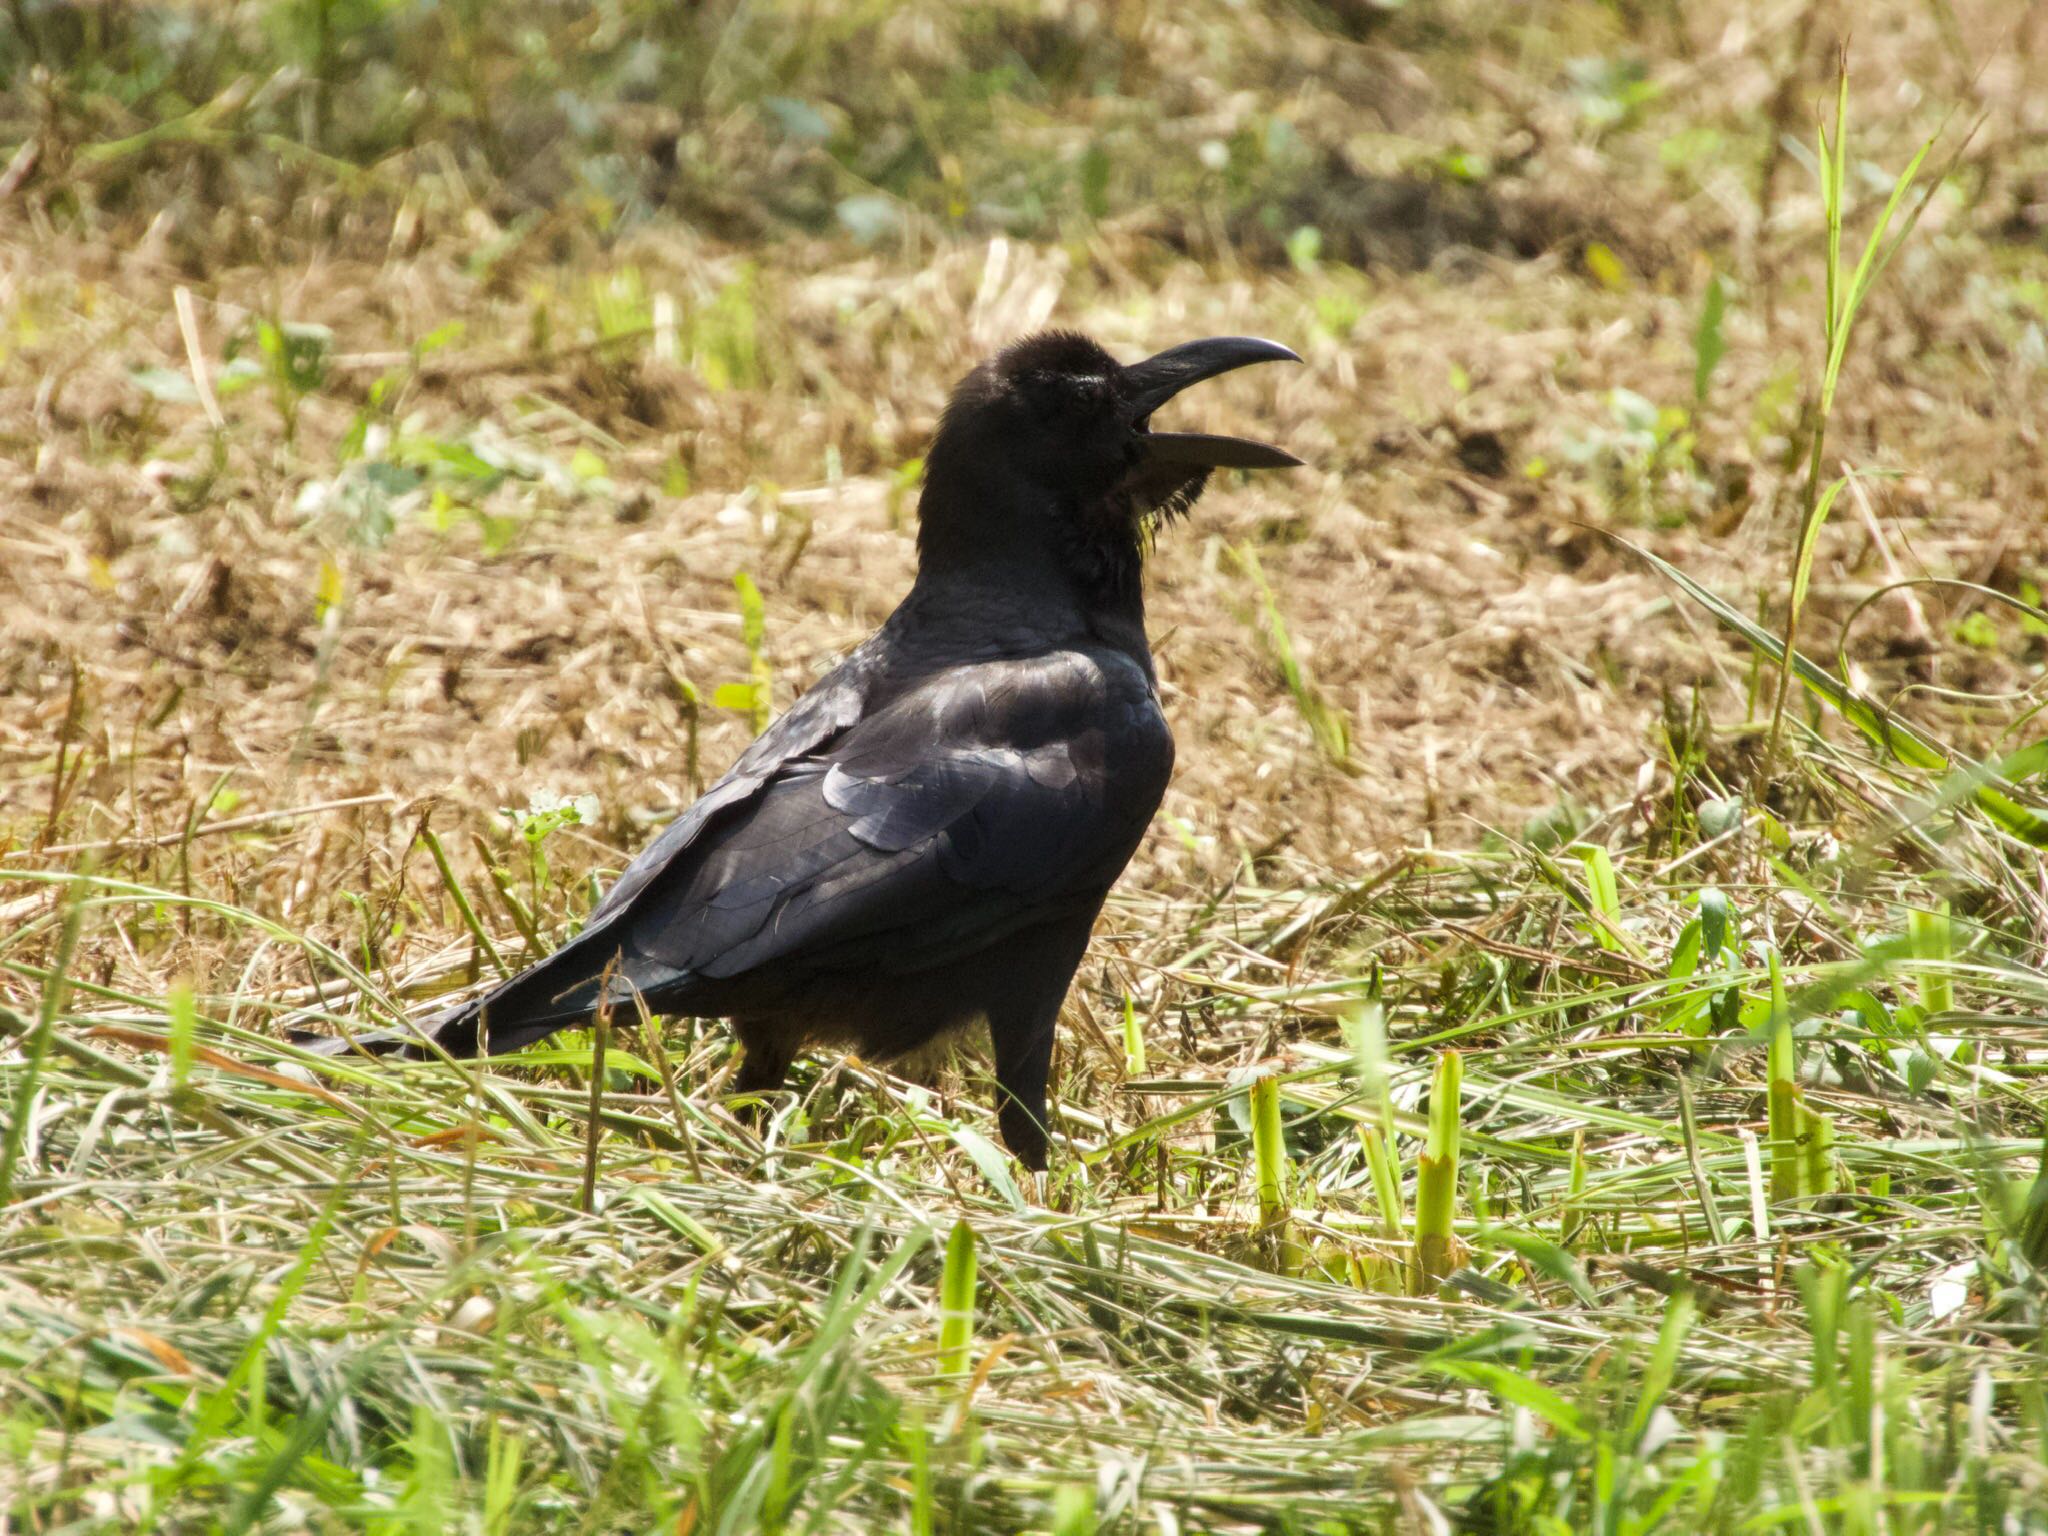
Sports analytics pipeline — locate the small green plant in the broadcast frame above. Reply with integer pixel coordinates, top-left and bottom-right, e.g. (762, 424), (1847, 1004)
(256, 318), (330, 446)
(1567, 55), (1659, 134)
(1662, 885), (1741, 1041)
(1561, 386), (1704, 524)
(502, 791), (600, 914)
(1759, 58), (1940, 787)
(713, 572), (774, 732)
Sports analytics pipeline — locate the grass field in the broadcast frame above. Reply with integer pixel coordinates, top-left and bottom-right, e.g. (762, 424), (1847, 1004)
(6, 0), (2048, 1530)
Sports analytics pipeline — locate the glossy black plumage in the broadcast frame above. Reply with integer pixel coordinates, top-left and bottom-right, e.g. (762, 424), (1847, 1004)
(299, 330), (1301, 1168)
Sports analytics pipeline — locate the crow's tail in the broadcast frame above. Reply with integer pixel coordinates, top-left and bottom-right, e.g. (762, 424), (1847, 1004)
(290, 936), (675, 1061)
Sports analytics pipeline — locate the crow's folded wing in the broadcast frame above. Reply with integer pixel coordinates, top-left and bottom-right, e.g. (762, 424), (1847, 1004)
(616, 648), (1173, 983)
(579, 636), (886, 933)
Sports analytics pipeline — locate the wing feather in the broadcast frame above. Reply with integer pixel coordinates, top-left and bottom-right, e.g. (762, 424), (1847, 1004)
(613, 648), (1172, 986)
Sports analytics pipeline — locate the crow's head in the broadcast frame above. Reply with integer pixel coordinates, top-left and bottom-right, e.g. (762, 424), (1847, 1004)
(920, 330), (1301, 572)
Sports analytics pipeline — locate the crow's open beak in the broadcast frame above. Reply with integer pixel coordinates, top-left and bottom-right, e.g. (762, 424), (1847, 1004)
(1124, 336), (1305, 471)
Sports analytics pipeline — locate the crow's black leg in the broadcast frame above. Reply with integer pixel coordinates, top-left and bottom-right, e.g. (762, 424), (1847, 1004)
(732, 1020), (795, 1103)
(984, 918), (1095, 1172)
(990, 1010), (1056, 1172)
(730, 1044), (791, 1141)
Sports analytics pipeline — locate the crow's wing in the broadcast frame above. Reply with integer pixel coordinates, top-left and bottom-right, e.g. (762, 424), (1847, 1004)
(616, 646), (1173, 985)
(577, 634), (889, 936)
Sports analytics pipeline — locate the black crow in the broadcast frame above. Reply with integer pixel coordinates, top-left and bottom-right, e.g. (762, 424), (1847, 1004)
(302, 331), (1302, 1168)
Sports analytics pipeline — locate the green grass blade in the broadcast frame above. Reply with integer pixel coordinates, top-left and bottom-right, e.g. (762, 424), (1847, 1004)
(1908, 899), (1954, 1019)
(1121, 992), (1147, 1077)
(938, 1218), (977, 1381)
(0, 887), (83, 1209)
(1767, 948), (1799, 1202)
(1414, 1050), (1462, 1292)
(1574, 844), (1624, 953)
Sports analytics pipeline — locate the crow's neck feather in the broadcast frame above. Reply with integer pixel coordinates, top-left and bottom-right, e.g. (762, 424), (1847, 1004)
(913, 463), (1150, 636)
